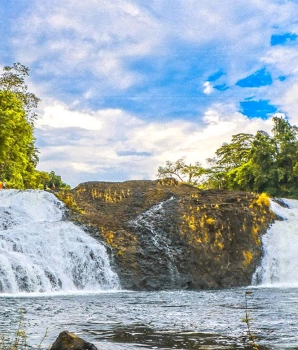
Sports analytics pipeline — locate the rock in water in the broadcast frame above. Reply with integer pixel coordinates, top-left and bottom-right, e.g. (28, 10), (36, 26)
(50, 331), (98, 350)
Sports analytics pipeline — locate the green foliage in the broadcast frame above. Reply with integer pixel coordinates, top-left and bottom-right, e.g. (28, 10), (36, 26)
(157, 158), (206, 186)
(0, 63), (41, 188)
(47, 170), (71, 190)
(0, 63), (70, 190)
(214, 133), (254, 170)
(157, 116), (298, 197)
(242, 292), (259, 349)
(0, 62), (40, 124)
(215, 117), (298, 196)
(0, 91), (38, 188)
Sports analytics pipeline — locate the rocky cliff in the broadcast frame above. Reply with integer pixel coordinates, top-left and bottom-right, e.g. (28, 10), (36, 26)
(56, 179), (276, 291)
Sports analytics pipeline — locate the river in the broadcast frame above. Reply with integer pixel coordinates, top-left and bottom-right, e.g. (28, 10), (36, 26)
(0, 287), (298, 349)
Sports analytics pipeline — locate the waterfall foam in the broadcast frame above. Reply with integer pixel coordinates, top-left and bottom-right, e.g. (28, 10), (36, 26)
(0, 190), (120, 294)
(253, 198), (298, 287)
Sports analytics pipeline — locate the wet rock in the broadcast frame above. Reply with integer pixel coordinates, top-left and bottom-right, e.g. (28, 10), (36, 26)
(57, 180), (276, 291)
(272, 197), (288, 208)
(50, 331), (98, 350)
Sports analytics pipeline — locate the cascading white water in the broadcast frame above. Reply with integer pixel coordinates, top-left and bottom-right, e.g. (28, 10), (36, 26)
(253, 198), (298, 287)
(129, 197), (180, 280)
(130, 197), (175, 250)
(0, 190), (120, 293)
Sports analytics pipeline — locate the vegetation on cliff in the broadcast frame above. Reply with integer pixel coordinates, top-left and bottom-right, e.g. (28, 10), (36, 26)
(158, 116), (298, 197)
(0, 63), (68, 189)
(60, 180), (275, 290)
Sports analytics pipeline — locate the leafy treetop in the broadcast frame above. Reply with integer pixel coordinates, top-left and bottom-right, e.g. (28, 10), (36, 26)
(0, 63), (69, 189)
(0, 62), (40, 123)
(157, 116), (298, 197)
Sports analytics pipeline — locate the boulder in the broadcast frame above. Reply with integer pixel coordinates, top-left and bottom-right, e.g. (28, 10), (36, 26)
(50, 331), (98, 350)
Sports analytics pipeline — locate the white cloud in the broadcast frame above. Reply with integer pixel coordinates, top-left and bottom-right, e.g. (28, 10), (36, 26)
(36, 104), (103, 130)
(13, 0), (298, 95)
(203, 81), (213, 95)
(262, 46), (298, 76)
(13, 0), (162, 91)
(36, 102), (273, 187)
(260, 45), (298, 121)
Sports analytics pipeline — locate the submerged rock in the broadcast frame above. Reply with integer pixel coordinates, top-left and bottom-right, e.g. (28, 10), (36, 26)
(57, 180), (276, 291)
(50, 331), (98, 350)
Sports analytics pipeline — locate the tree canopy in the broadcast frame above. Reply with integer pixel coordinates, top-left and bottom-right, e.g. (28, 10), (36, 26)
(157, 158), (206, 185)
(0, 63), (69, 189)
(0, 63), (40, 124)
(0, 90), (39, 188)
(157, 116), (298, 197)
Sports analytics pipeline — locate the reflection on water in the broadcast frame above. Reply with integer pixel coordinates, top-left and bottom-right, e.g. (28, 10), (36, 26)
(88, 325), (258, 349)
(0, 288), (297, 349)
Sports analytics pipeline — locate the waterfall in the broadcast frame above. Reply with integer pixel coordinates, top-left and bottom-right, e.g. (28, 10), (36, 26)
(253, 198), (298, 287)
(129, 197), (181, 281)
(0, 190), (120, 294)
(130, 197), (175, 250)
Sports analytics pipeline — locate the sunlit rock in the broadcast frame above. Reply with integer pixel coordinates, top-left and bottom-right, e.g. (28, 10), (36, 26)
(50, 331), (98, 350)
(58, 180), (276, 290)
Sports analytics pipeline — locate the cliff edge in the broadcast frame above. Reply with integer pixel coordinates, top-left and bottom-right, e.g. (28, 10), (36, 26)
(57, 179), (275, 290)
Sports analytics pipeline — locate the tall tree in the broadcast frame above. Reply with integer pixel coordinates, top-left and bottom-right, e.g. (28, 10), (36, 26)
(209, 116), (298, 196)
(0, 62), (40, 123)
(0, 63), (70, 189)
(156, 116), (298, 197)
(0, 91), (38, 187)
(215, 133), (254, 170)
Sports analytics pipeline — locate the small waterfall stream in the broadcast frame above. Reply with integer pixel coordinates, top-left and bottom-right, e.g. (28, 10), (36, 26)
(253, 198), (298, 287)
(129, 197), (181, 282)
(130, 197), (175, 251)
(0, 190), (120, 293)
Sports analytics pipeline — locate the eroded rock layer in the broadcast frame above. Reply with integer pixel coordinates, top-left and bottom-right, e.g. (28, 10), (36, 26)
(57, 179), (275, 290)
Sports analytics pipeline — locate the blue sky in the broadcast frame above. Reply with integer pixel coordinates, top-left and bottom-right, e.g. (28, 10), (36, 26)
(1, 0), (298, 187)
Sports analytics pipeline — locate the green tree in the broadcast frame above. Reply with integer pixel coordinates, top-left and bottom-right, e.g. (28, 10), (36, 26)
(271, 117), (298, 194)
(157, 116), (298, 197)
(214, 133), (254, 170)
(0, 91), (38, 188)
(225, 131), (276, 192)
(0, 62), (40, 123)
(209, 116), (298, 196)
(157, 158), (206, 186)
(207, 133), (255, 190)
(47, 171), (71, 190)
(0, 63), (70, 190)
(0, 63), (40, 188)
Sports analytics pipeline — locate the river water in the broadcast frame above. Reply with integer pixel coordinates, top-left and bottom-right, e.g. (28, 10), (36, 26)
(1, 191), (298, 349)
(1, 287), (298, 349)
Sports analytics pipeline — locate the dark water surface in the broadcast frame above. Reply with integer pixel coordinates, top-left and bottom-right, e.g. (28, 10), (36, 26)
(0, 287), (298, 349)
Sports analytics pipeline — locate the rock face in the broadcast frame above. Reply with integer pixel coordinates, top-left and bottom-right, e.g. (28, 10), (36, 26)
(57, 179), (276, 291)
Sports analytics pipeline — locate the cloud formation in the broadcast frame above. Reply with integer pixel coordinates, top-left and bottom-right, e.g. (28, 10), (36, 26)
(2, 0), (298, 186)
(35, 102), (272, 186)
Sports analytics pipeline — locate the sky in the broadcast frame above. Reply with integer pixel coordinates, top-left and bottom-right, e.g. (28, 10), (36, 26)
(1, 0), (298, 187)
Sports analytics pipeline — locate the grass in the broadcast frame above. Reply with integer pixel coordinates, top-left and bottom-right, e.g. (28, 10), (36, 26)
(242, 291), (259, 350)
(0, 310), (48, 350)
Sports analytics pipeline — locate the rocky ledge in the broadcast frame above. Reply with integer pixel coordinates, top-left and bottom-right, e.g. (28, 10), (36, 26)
(56, 179), (276, 291)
